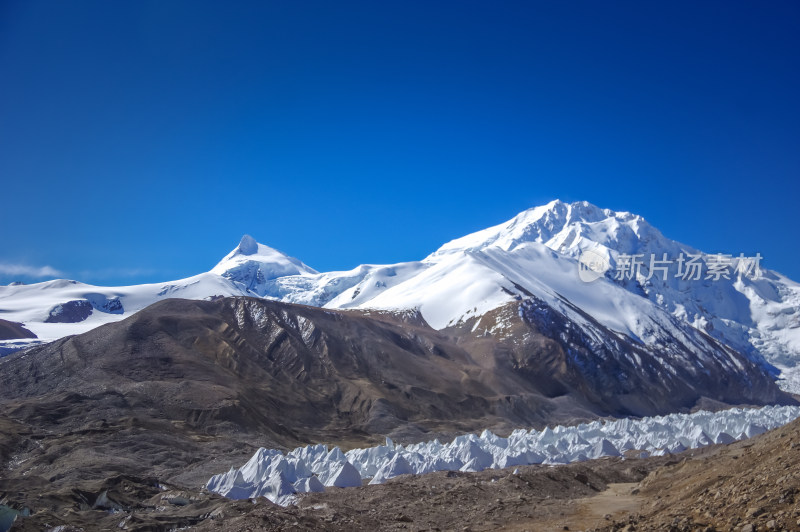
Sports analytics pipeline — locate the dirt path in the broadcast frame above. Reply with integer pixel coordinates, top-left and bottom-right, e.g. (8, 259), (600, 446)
(500, 482), (643, 532)
(578, 483), (642, 524)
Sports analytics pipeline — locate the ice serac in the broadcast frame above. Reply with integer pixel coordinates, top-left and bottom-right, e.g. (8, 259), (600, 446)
(294, 475), (325, 493)
(368, 453), (414, 485)
(320, 461), (362, 488)
(207, 405), (800, 506)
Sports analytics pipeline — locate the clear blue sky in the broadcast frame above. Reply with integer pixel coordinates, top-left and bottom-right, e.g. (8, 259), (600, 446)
(1, 1), (798, 285)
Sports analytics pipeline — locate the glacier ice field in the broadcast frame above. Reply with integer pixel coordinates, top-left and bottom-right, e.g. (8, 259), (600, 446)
(206, 405), (800, 506)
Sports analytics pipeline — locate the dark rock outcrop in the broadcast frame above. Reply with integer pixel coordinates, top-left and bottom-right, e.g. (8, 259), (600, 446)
(44, 299), (93, 323)
(0, 319), (36, 340)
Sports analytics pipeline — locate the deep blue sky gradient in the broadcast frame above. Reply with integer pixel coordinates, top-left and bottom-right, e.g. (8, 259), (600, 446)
(1, 1), (798, 284)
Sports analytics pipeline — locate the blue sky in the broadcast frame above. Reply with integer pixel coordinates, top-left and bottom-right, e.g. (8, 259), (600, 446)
(1, 1), (798, 285)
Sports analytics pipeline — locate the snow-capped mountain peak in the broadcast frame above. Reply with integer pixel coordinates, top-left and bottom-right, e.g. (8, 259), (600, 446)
(211, 235), (318, 295)
(3, 201), (800, 394)
(431, 199), (666, 258)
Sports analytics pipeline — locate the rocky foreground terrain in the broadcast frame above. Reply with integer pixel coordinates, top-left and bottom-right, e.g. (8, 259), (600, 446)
(2, 415), (800, 531)
(169, 415), (800, 531)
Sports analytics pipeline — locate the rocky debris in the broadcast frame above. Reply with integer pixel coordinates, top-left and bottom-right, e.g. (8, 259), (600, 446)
(1, 475), (243, 532)
(5, 418), (800, 531)
(591, 417), (800, 531)
(195, 457), (663, 532)
(1, 452), (659, 531)
(201, 416), (800, 531)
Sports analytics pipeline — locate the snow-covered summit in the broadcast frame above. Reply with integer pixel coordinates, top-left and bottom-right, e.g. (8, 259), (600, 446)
(432, 199), (676, 259)
(211, 235), (318, 296)
(420, 200), (800, 391)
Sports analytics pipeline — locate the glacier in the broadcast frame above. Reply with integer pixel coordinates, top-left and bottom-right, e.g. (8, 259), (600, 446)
(205, 405), (800, 506)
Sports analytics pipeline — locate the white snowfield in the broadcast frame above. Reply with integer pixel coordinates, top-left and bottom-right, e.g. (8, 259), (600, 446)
(2, 201), (800, 391)
(205, 405), (800, 506)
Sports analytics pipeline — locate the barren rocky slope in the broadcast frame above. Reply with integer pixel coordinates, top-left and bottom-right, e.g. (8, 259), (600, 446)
(0, 296), (795, 531)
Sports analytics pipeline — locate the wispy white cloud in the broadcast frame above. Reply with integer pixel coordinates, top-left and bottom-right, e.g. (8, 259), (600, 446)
(77, 267), (162, 280)
(0, 263), (64, 278)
